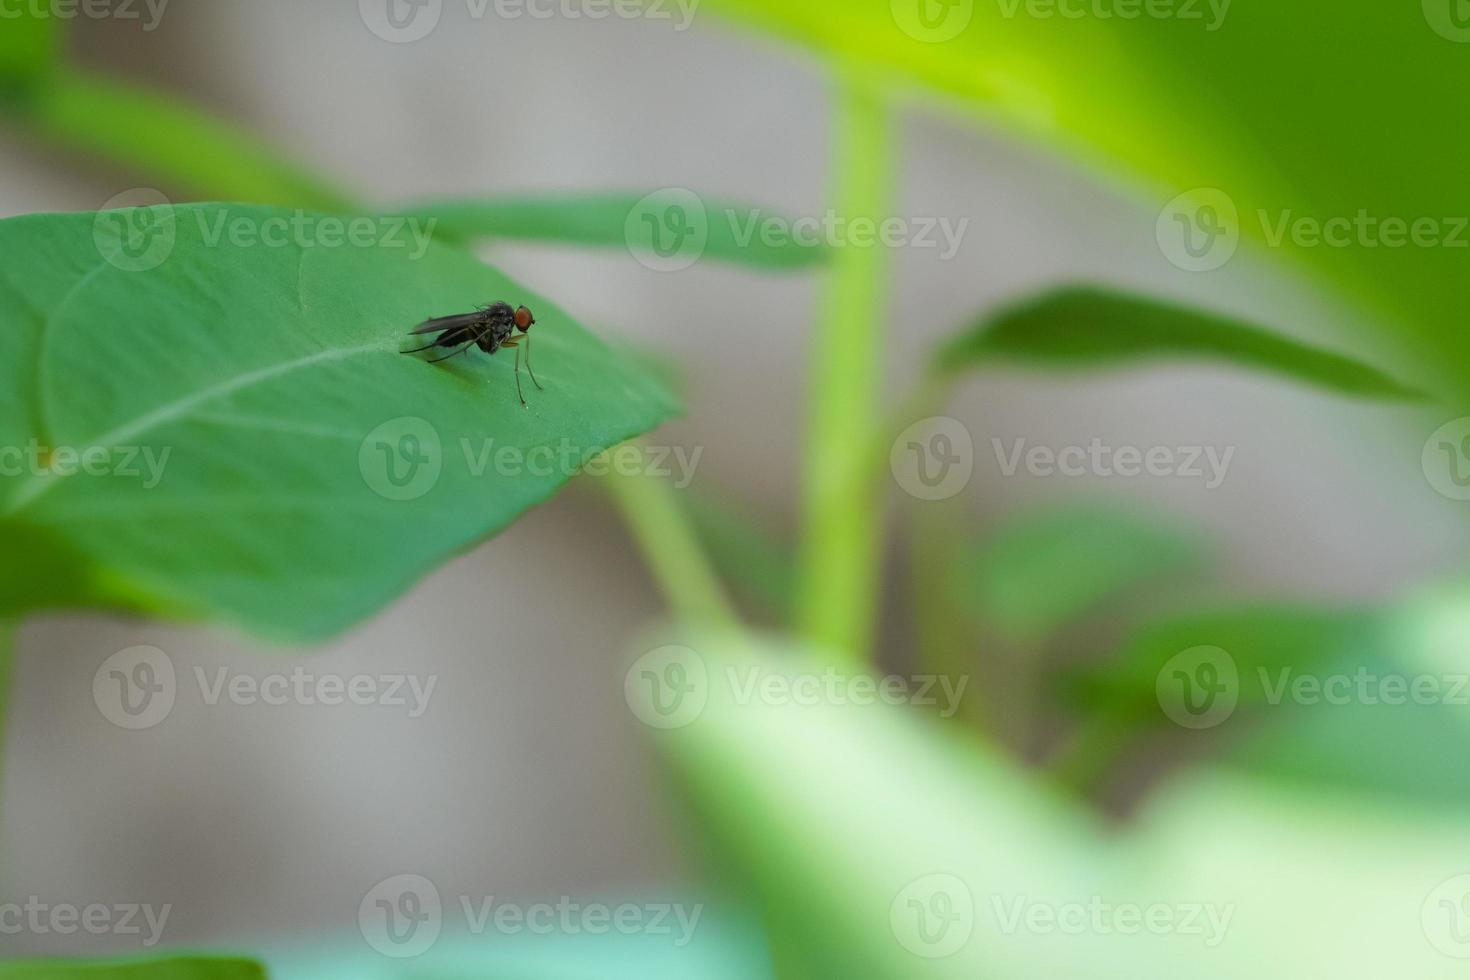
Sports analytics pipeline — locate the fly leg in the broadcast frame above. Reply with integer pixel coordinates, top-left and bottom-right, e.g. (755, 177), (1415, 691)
(501, 337), (527, 407)
(524, 334), (544, 390)
(427, 339), (477, 363)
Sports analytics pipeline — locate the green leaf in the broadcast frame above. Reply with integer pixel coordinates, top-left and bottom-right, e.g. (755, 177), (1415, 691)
(1219, 587), (1470, 809)
(655, 631), (1470, 975)
(1069, 605), (1379, 725)
(935, 287), (1427, 401)
(0, 9), (58, 94)
(13, 70), (347, 210)
(690, 2), (1470, 402)
(400, 194), (828, 270)
(1050, 604), (1384, 795)
(0, 204), (678, 640)
(957, 504), (1201, 642)
(654, 633), (1466, 978)
(0, 956), (265, 980)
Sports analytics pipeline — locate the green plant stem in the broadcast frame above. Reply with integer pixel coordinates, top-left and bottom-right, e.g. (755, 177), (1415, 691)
(0, 618), (14, 833)
(604, 464), (740, 630)
(795, 60), (893, 664)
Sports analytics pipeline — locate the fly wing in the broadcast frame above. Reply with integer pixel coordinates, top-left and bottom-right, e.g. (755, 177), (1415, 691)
(411, 312), (484, 336)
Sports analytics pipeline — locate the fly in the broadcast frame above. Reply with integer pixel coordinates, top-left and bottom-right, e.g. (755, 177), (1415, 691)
(401, 301), (544, 407)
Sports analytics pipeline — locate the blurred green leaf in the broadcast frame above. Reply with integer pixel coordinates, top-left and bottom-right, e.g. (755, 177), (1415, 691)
(958, 504), (1201, 642)
(400, 194), (828, 270)
(0, 957), (264, 980)
(1069, 605), (1379, 725)
(692, 1), (1470, 403)
(0, 205), (677, 640)
(12, 70), (346, 210)
(0, 10), (58, 95)
(687, 494), (794, 622)
(1223, 655), (1470, 809)
(655, 632), (1467, 978)
(1219, 589), (1470, 809)
(936, 287), (1426, 400)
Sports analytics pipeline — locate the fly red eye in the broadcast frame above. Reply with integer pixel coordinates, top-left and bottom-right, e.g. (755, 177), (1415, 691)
(514, 306), (534, 331)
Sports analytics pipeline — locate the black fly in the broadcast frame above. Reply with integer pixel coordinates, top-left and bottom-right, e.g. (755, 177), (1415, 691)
(401, 301), (543, 406)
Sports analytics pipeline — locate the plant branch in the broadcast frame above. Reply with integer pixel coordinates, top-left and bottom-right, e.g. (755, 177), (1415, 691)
(604, 463), (740, 631)
(795, 60), (893, 664)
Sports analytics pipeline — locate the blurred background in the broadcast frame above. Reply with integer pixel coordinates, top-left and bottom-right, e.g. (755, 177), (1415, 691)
(3, 2), (1470, 976)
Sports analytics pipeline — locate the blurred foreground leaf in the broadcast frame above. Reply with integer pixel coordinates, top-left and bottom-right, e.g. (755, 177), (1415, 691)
(936, 287), (1426, 400)
(401, 194), (828, 270)
(0, 957), (264, 980)
(654, 633), (1469, 977)
(0, 205), (677, 640)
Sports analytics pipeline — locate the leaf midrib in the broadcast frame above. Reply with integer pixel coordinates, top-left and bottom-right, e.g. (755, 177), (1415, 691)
(2, 339), (395, 515)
